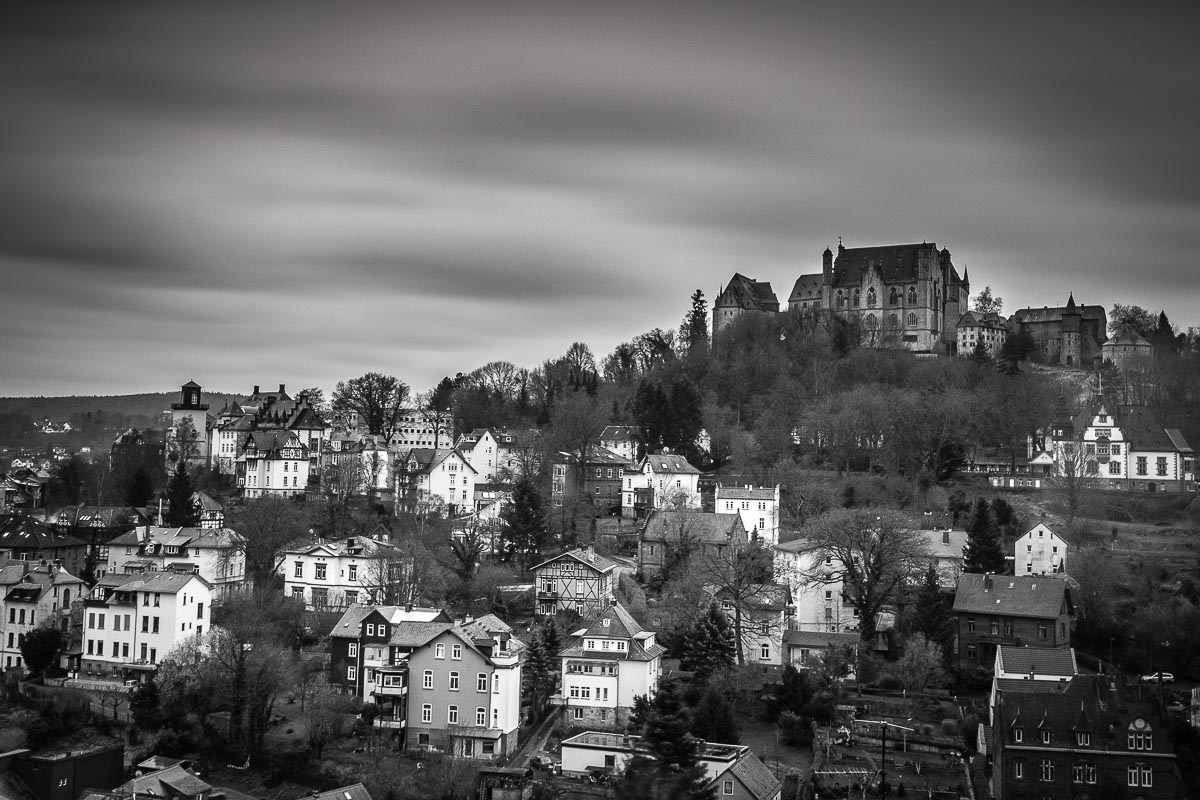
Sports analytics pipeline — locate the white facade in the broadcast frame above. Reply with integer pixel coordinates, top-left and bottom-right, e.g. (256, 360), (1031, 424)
(0, 562), (86, 671)
(105, 526), (248, 598)
(397, 448), (478, 514)
(598, 426), (639, 463)
(621, 453), (701, 517)
(1014, 523), (1067, 575)
(558, 603), (663, 730)
(457, 430), (501, 482)
(1052, 404), (1195, 492)
(324, 434), (393, 495)
(773, 539), (858, 633)
(81, 571), (212, 676)
(237, 430), (310, 498)
(280, 537), (398, 611)
(715, 484), (781, 546)
(390, 409), (454, 450)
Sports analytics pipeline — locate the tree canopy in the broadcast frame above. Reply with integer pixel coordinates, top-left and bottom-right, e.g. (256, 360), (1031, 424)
(332, 372), (410, 439)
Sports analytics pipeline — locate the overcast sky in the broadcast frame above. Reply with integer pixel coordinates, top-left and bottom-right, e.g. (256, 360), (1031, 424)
(2, 1), (1198, 399)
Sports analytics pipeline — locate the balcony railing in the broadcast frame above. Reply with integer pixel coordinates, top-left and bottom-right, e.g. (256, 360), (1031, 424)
(536, 590), (559, 599)
(375, 718), (406, 729)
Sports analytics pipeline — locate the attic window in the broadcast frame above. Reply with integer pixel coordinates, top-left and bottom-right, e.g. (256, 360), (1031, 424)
(602, 619), (610, 627)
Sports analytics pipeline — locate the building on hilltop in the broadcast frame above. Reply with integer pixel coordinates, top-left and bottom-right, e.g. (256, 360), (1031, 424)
(956, 311), (1009, 356)
(1009, 293), (1108, 368)
(167, 381), (210, 469)
(712, 273), (780, 337)
(788, 241), (969, 352)
(1102, 323), (1153, 368)
(209, 384), (328, 478)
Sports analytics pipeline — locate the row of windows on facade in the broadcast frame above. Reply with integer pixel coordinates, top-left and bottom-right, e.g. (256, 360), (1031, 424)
(834, 286), (922, 309)
(965, 618), (1059, 638)
(295, 562), (358, 581)
(84, 640), (172, 661)
(723, 500), (772, 511)
(415, 703), (496, 727)
(1010, 724), (1152, 749)
(1010, 759), (1154, 787)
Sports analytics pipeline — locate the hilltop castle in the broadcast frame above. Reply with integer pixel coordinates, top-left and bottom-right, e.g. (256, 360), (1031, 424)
(714, 240), (969, 353)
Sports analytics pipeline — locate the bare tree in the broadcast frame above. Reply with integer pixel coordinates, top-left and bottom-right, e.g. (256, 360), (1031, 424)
(414, 389), (455, 450)
(694, 537), (784, 664)
(468, 361), (522, 401)
(799, 509), (929, 644)
(1052, 436), (1095, 524)
(224, 495), (308, 591)
(332, 372), (410, 439)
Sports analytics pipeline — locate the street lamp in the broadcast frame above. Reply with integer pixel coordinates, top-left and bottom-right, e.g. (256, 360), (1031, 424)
(860, 720), (913, 797)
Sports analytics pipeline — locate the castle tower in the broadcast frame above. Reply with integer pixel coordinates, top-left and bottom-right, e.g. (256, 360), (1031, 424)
(1061, 293), (1082, 367)
(170, 380), (210, 466)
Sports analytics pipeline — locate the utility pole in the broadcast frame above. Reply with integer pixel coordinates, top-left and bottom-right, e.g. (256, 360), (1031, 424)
(859, 720), (914, 797)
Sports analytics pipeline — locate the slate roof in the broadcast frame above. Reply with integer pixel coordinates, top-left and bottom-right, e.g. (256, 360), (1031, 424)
(952, 573), (1070, 619)
(641, 453), (700, 474)
(957, 311), (1007, 330)
(1010, 300), (1107, 324)
(558, 602), (666, 663)
(995, 674), (1154, 746)
(1115, 404), (1190, 452)
(305, 784), (373, 800)
(641, 511), (743, 545)
(599, 425), (638, 441)
(116, 764), (211, 798)
(709, 582), (791, 613)
(787, 273), (824, 304)
(532, 546), (618, 574)
(553, 447), (632, 467)
(728, 753), (783, 800)
(389, 621), (456, 648)
(717, 273), (780, 312)
(996, 645), (1077, 677)
(1104, 324), (1152, 348)
(399, 447), (476, 474)
(716, 485), (777, 501)
(240, 429), (306, 459)
(829, 242), (952, 286)
(0, 516), (87, 549)
(915, 528), (968, 561)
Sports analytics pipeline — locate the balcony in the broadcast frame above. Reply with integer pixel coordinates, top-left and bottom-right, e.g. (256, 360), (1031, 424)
(536, 590), (559, 600)
(372, 683), (408, 697)
(375, 717), (406, 729)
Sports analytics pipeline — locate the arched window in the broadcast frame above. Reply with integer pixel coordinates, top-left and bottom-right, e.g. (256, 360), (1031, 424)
(1128, 718), (1153, 750)
(1039, 759), (1054, 782)
(866, 287), (877, 307)
(1072, 760), (1097, 784)
(907, 286), (917, 304)
(836, 290), (845, 309)
(889, 287), (899, 305)
(852, 289), (860, 307)
(864, 314), (877, 330)
(888, 313), (898, 330)
(907, 312), (917, 327)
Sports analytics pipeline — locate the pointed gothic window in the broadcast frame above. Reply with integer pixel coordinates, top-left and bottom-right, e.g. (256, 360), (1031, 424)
(836, 290), (845, 309)
(889, 287), (899, 305)
(866, 288), (877, 307)
(852, 289), (860, 307)
(907, 312), (917, 327)
(907, 286), (917, 305)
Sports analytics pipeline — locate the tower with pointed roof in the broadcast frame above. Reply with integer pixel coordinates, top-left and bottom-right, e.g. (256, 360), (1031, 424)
(1010, 293), (1107, 368)
(169, 381), (210, 468)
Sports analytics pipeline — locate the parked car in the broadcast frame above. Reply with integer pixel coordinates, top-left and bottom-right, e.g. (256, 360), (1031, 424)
(1140, 672), (1174, 683)
(530, 755), (560, 774)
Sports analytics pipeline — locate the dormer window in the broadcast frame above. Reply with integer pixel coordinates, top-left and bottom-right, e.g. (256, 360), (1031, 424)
(1128, 718), (1153, 750)
(1041, 729), (1051, 744)
(1076, 732), (1090, 747)
(1013, 727), (1024, 743)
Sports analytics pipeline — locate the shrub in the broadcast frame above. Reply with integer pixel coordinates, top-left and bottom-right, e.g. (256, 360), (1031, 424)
(777, 711), (814, 747)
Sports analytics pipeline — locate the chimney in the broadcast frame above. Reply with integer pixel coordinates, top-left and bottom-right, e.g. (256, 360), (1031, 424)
(253, 385), (260, 395)
(279, 383), (286, 394)
(585, 544), (595, 563)
(942, 530), (950, 545)
(984, 573), (993, 591)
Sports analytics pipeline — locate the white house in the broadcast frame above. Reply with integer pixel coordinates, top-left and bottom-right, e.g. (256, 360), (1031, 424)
(324, 433), (394, 496)
(81, 570), (212, 678)
(621, 452), (701, 518)
(104, 526), (247, 598)
(236, 430), (310, 499)
(715, 484), (780, 546)
(279, 535), (400, 611)
(598, 426), (639, 463)
(455, 429), (502, 482)
(390, 408), (454, 450)
(1051, 402), (1194, 493)
(1014, 522), (1067, 575)
(558, 602), (664, 731)
(955, 311), (1008, 356)
(773, 539), (858, 634)
(395, 448), (478, 515)
(0, 561), (86, 671)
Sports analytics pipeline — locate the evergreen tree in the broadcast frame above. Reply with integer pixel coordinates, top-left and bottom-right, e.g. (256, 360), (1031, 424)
(499, 478), (549, 574)
(521, 635), (552, 718)
(962, 498), (1006, 574)
(129, 679), (164, 729)
(913, 562), (955, 669)
(164, 463), (200, 527)
(681, 604), (736, 683)
(633, 679), (715, 800)
(969, 338), (991, 364)
(771, 665), (815, 719)
(123, 466), (155, 508)
(19, 626), (62, 677)
(692, 687), (739, 744)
